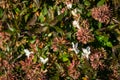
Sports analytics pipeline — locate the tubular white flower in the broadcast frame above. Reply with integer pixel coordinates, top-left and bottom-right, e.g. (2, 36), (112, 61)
(66, 1), (72, 9)
(82, 46), (91, 59)
(67, 3), (72, 9)
(57, 7), (61, 15)
(24, 49), (33, 58)
(40, 57), (48, 64)
(72, 42), (80, 54)
(72, 20), (80, 29)
(71, 9), (78, 17)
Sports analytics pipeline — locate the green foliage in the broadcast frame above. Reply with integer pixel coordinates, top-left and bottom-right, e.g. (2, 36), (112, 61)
(84, 0), (91, 7)
(0, 8), (3, 18)
(59, 52), (69, 62)
(97, 0), (106, 6)
(96, 35), (113, 47)
(0, 0), (120, 80)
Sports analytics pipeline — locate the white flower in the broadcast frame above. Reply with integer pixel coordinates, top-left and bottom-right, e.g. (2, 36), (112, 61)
(57, 7), (61, 15)
(71, 9), (78, 17)
(72, 42), (80, 54)
(40, 57), (48, 64)
(82, 46), (91, 59)
(24, 49), (33, 58)
(67, 3), (72, 9)
(66, 1), (72, 9)
(57, 10), (61, 15)
(72, 20), (80, 29)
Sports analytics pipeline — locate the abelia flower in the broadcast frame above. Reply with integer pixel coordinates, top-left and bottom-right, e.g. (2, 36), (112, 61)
(51, 37), (67, 52)
(91, 4), (111, 23)
(72, 42), (80, 54)
(71, 8), (79, 18)
(76, 27), (94, 44)
(65, 0), (72, 9)
(24, 49), (33, 58)
(68, 60), (80, 79)
(40, 57), (48, 64)
(89, 48), (106, 70)
(72, 20), (80, 29)
(82, 46), (91, 59)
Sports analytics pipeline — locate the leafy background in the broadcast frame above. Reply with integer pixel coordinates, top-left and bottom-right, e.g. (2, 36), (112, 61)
(0, 0), (120, 80)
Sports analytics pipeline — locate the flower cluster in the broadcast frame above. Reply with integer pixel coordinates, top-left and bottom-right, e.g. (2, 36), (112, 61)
(91, 5), (111, 23)
(19, 55), (48, 80)
(52, 37), (67, 52)
(0, 30), (10, 51)
(76, 27), (94, 44)
(67, 60), (80, 79)
(0, 0), (119, 79)
(90, 48), (106, 70)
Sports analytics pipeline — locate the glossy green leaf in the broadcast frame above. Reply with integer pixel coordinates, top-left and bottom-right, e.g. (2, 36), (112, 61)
(98, 22), (102, 29)
(14, 8), (20, 13)
(84, 0), (91, 7)
(108, 24), (116, 30)
(63, 57), (69, 62)
(29, 36), (36, 44)
(52, 26), (64, 35)
(66, 32), (72, 40)
(39, 13), (45, 22)
(42, 6), (48, 16)
(0, 8), (3, 18)
(97, 0), (105, 6)
(20, 8), (28, 16)
(59, 52), (69, 62)
(106, 42), (113, 47)
(87, 11), (91, 17)
(33, 55), (37, 63)
(24, 14), (30, 22)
